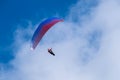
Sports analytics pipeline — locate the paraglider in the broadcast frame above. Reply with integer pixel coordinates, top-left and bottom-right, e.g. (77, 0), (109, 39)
(31, 17), (63, 55)
(48, 48), (55, 56)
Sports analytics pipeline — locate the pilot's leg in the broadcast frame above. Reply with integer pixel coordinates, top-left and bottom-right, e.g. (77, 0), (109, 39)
(50, 51), (55, 56)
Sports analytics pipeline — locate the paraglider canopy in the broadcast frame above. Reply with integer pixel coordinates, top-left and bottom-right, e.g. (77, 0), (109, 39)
(31, 17), (63, 50)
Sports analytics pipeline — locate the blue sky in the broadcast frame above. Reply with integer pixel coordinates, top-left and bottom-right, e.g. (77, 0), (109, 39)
(0, 0), (78, 63)
(1, 0), (120, 80)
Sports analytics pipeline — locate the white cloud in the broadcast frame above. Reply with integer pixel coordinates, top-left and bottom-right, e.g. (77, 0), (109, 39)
(1, 0), (120, 80)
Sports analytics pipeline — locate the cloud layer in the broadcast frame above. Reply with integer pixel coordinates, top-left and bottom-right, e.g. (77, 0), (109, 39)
(1, 0), (120, 80)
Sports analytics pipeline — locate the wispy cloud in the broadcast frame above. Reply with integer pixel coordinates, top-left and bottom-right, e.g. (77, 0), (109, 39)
(1, 0), (120, 80)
